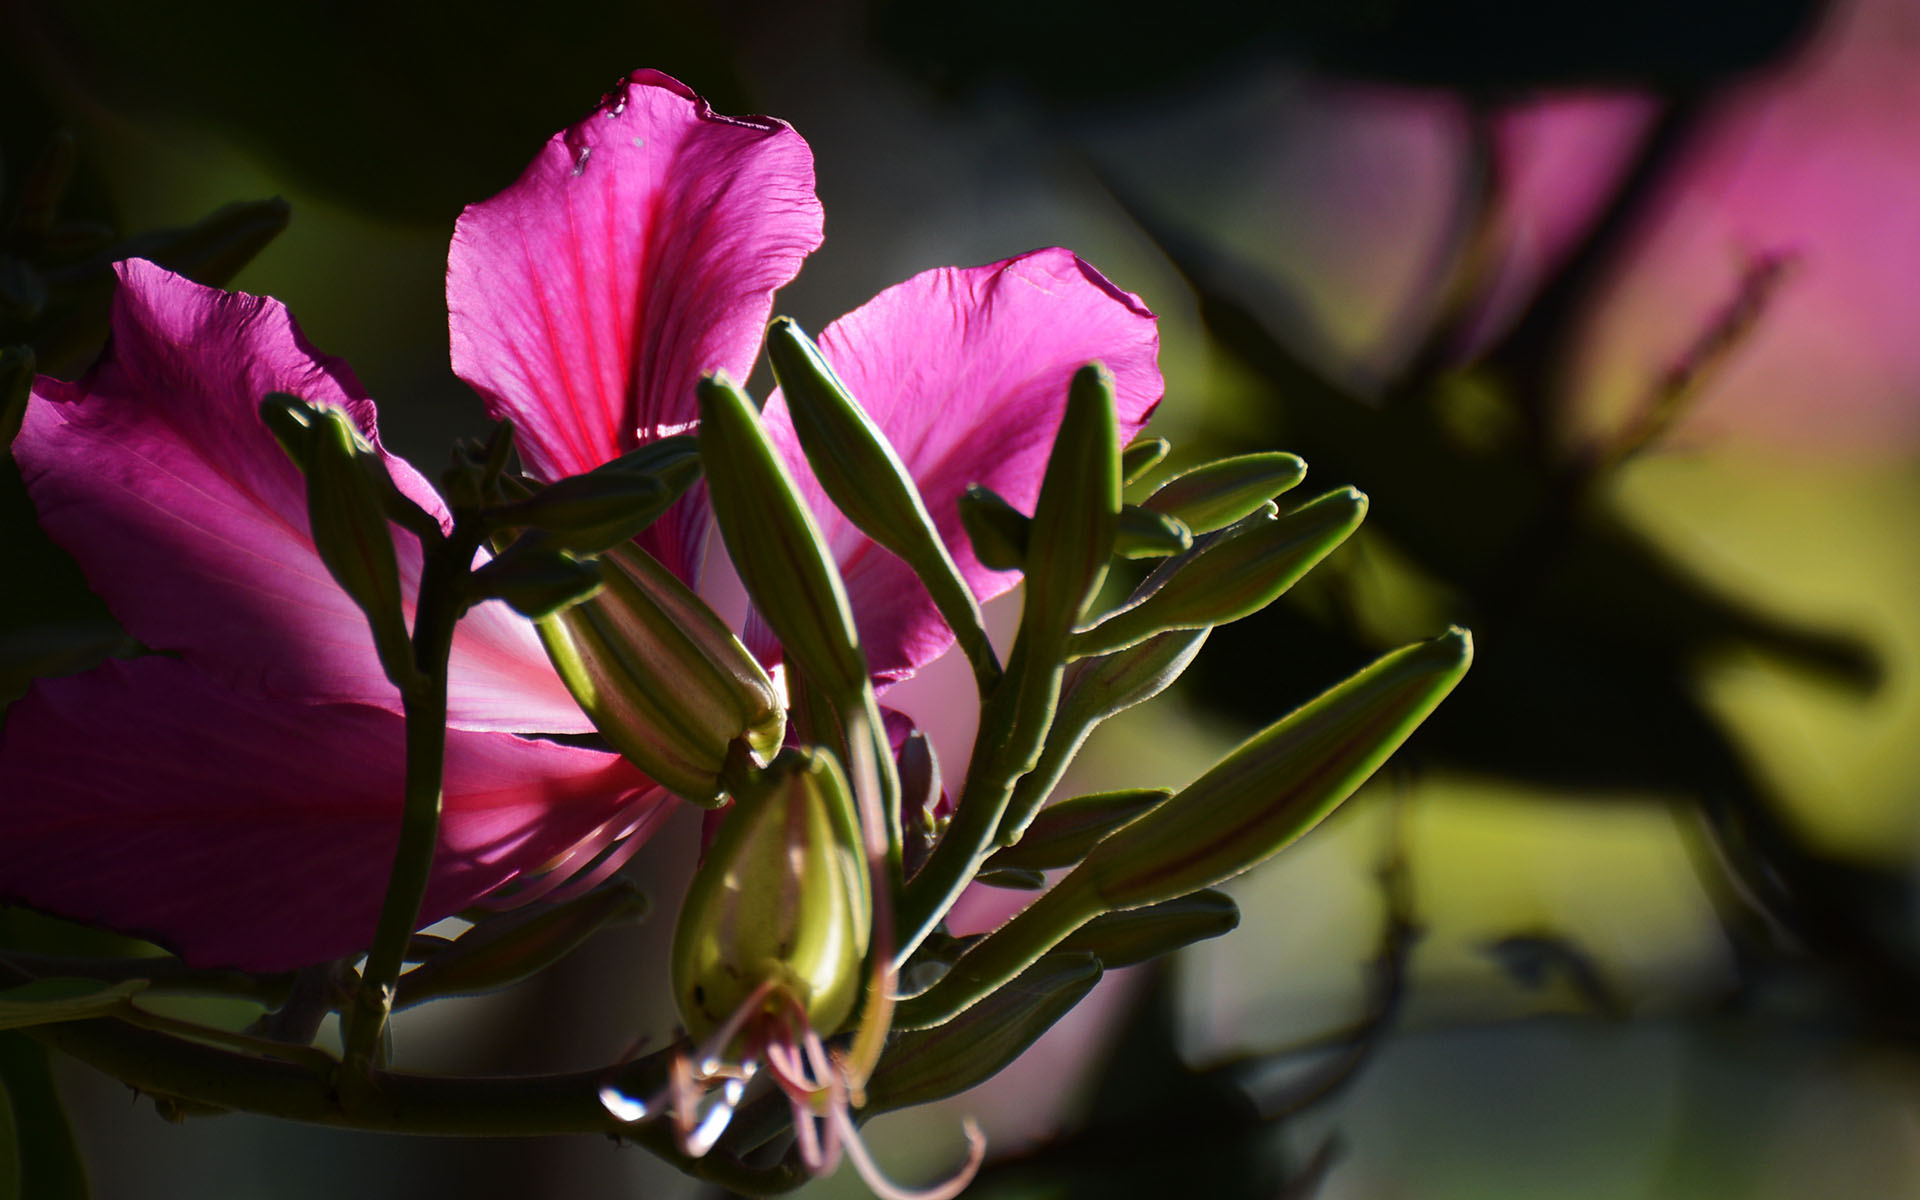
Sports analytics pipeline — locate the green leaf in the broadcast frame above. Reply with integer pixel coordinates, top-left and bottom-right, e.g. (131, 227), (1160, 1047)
(986, 788), (1170, 873)
(865, 951), (1102, 1108)
(1142, 451), (1307, 535)
(0, 977), (146, 1030)
(956, 484), (1029, 572)
(1056, 889), (1239, 967)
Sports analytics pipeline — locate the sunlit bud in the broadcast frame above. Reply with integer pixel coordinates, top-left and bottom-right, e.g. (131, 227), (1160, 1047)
(1071, 487), (1366, 660)
(671, 748), (872, 1040)
(1142, 451), (1307, 535)
(697, 372), (868, 705)
(395, 881), (647, 1006)
(986, 787), (1170, 873)
(487, 438), (697, 554)
(262, 396), (416, 689)
(1021, 363), (1121, 650)
(895, 629), (1471, 1029)
(1114, 504), (1192, 559)
(537, 539), (784, 806)
(1120, 435), (1170, 486)
(769, 318), (999, 688)
(957, 484), (1029, 572)
(1055, 889), (1239, 968)
(1, 345), (34, 454)
(1079, 628), (1473, 909)
(865, 951), (1100, 1112)
(467, 538), (604, 619)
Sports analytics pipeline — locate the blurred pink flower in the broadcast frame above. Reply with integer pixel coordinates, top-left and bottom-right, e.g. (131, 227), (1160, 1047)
(0, 70), (1162, 972)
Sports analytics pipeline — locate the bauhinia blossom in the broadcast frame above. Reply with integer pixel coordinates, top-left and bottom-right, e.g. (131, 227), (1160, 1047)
(0, 71), (1161, 999)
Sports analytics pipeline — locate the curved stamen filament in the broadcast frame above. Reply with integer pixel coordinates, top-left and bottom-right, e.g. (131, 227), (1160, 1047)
(828, 1105), (987, 1200)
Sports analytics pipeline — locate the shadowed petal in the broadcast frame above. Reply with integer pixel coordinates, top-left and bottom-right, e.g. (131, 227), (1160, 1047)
(448, 69), (823, 582)
(15, 260), (589, 734)
(0, 657), (666, 971)
(759, 249), (1161, 684)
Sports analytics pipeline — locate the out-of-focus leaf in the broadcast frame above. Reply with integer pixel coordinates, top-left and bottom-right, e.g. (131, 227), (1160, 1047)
(0, 977), (146, 1030)
(0, 1034), (88, 1200)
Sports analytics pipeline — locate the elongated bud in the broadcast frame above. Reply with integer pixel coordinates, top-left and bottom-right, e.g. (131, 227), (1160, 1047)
(672, 748), (872, 1039)
(1079, 628), (1473, 909)
(769, 319), (999, 689)
(1120, 436), (1170, 485)
(537, 539), (783, 805)
(1071, 487), (1366, 659)
(1055, 889), (1239, 968)
(1114, 504), (1192, 559)
(1022, 364), (1120, 649)
(1143, 451), (1307, 535)
(396, 881), (647, 1006)
(122, 197), (292, 293)
(986, 787), (1169, 873)
(698, 372), (868, 704)
(262, 396), (416, 689)
(957, 485), (1029, 572)
(467, 539), (604, 618)
(895, 628), (1472, 1029)
(490, 437), (698, 553)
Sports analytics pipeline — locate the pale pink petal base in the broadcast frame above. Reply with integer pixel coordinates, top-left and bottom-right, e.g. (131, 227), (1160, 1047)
(449, 69), (824, 582)
(0, 657), (662, 971)
(16, 260), (589, 734)
(759, 248), (1163, 683)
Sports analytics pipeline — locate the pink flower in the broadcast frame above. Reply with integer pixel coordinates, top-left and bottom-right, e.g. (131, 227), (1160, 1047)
(0, 70), (1160, 973)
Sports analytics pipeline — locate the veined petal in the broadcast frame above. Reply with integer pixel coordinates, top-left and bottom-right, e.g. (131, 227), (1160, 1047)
(448, 69), (823, 582)
(14, 260), (588, 733)
(760, 249), (1162, 684)
(0, 657), (665, 972)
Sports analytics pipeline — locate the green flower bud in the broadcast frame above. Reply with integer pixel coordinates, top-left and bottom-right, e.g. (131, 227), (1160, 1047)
(957, 485), (1029, 572)
(769, 318), (998, 689)
(467, 539), (604, 618)
(1142, 451), (1307, 535)
(1114, 504), (1192, 559)
(1055, 889), (1239, 968)
(1022, 363), (1121, 650)
(672, 748), (872, 1040)
(697, 373), (868, 705)
(986, 787), (1170, 873)
(262, 397), (416, 689)
(1071, 487), (1367, 660)
(1120, 435), (1171, 486)
(536, 539), (784, 806)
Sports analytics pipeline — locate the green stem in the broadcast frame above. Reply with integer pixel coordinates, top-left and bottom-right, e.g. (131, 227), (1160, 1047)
(0, 952), (293, 1006)
(892, 874), (1102, 1030)
(26, 1017), (805, 1193)
(340, 530), (468, 1078)
(895, 635), (1062, 965)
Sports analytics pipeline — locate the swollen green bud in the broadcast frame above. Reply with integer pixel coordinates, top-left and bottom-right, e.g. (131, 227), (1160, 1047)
(957, 485), (1029, 572)
(265, 397), (416, 689)
(1120, 436), (1171, 486)
(672, 748), (872, 1040)
(1022, 364), (1121, 649)
(697, 373), (868, 705)
(1114, 505), (1192, 559)
(1071, 487), (1367, 660)
(769, 319), (999, 689)
(537, 539), (783, 805)
(1143, 451), (1307, 535)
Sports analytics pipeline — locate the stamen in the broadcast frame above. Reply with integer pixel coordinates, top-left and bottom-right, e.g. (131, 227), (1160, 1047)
(829, 1107), (986, 1200)
(684, 1074), (747, 1157)
(693, 977), (780, 1076)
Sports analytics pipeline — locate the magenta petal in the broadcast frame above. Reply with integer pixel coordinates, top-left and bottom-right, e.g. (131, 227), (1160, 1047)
(448, 69), (823, 581)
(759, 248), (1162, 684)
(0, 657), (665, 971)
(14, 260), (589, 734)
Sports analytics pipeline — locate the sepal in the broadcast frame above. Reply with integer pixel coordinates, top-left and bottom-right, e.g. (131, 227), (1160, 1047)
(1142, 451), (1307, 534)
(957, 484), (1029, 572)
